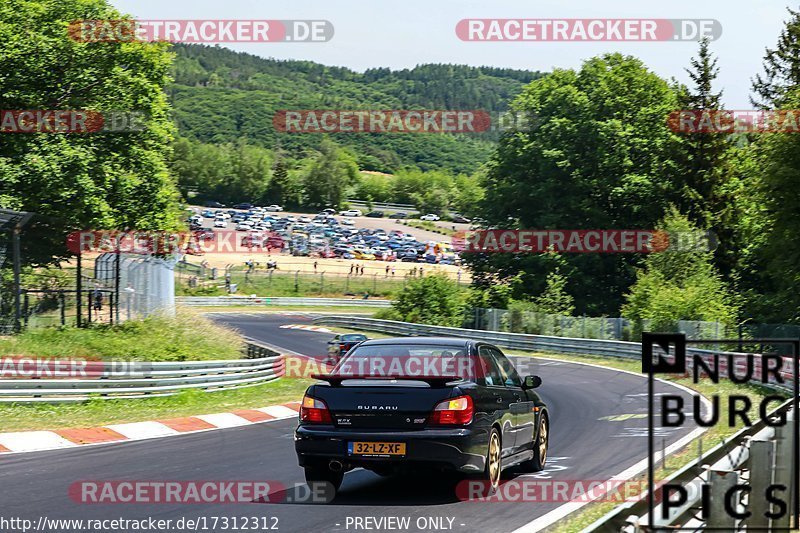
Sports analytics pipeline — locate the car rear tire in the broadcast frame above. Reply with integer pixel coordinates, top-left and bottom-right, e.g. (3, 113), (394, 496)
(304, 465), (344, 492)
(521, 414), (548, 472)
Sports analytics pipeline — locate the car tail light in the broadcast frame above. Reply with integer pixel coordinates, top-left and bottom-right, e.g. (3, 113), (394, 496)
(340, 343), (347, 352)
(429, 395), (474, 425)
(300, 394), (332, 424)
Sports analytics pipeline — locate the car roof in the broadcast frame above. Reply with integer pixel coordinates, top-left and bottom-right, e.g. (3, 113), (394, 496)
(358, 336), (472, 348)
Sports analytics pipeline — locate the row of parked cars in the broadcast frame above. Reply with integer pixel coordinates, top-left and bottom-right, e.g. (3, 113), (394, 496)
(288, 215), (459, 264)
(188, 207), (459, 264)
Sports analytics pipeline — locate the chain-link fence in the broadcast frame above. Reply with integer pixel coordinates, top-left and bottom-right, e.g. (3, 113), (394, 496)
(468, 307), (733, 342)
(94, 253), (176, 320)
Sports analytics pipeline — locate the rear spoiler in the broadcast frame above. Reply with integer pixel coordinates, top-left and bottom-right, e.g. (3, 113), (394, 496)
(310, 374), (462, 387)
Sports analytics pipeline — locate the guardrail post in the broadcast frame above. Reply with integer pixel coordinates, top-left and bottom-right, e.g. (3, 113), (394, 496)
(747, 438), (775, 530)
(707, 469), (739, 530)
(773, 409), (795, 530)
(60, 291), (66, 326)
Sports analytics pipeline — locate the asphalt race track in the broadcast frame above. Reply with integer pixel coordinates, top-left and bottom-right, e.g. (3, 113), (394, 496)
(0, 313), (699, 533)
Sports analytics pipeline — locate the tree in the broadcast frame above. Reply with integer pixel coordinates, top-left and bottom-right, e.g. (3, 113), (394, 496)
(533, 268), (575, 315)
(673, 38), (739, 279)
(465, 53), (688, 315)
(752, 7), (800, 109)
(753, 86), (800, 322)
(302, 139), (359, 209)
(264, 153), (289, 204)
(0, 0), (181, 265)
(675, 38), (731, 227)
(621, 209), (739, 331)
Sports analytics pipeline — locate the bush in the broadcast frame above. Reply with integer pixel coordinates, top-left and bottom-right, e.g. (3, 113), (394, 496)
(622, 209), (739, 332)
(390, 273), (468, 327)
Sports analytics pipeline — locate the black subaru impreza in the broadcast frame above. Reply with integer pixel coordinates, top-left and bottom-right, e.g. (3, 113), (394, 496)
(294, 337), (549, 493)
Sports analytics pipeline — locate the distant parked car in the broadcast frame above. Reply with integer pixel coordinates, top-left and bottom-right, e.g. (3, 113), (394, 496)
(366, 211), (385, 218)
(213, 219), (228, 228)
(420, 213), (440, 221)
(389, 212), (408, 219)
(233, 203), (252, 210)
(451, 215), (471, 223)
(339, 209), (362, 217)
(265, 205), (284, 212)
(204, 200), (225, 208)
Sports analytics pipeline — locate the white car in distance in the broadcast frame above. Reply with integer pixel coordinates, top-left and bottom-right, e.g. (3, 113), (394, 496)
(420, 213), (440, 221)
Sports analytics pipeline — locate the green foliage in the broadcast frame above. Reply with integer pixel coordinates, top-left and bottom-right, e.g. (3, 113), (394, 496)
(168, 43), (544, 174)
(0, 308), (244, 361)
(752, 7), (800, 109)
(750, 86), (800, 322)
(621, 209), (739, 331)
(464, 53), (705, 315)
(532, 268), (575, 315)
(390, 273), (468, 326)
(302, 138), (359, 208)
(0, 0), (182, 265)
(171, 136), (273, 204)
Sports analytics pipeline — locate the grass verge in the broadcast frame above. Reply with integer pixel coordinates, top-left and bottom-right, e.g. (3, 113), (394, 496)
(0, 378), (312, 432)
(0, 308), (244, 361)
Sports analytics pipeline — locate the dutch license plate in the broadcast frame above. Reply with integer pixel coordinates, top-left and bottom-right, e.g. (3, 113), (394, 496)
(348, 441), (406, 456)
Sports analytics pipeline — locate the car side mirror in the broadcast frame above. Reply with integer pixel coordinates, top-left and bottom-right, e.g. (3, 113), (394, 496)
(523, 375), (542, 389)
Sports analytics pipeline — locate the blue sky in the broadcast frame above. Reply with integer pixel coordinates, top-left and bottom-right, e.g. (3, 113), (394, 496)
(111, 0), (794, 108)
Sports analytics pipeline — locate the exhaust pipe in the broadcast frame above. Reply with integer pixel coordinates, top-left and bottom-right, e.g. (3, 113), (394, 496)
(329, 460), (344, 472)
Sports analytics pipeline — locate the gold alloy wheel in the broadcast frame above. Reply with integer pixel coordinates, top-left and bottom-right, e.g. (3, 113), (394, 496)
(488, 431), (501, 489)
(538, 417), (548, 465)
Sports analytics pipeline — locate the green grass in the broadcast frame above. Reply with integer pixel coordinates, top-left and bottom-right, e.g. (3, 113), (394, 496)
(403, 219), (457, 236)
(0, 308), (244, 361)
(504, 350), (789, 532)
(176, 270), (408, 298)
(0, 378), (312, 432)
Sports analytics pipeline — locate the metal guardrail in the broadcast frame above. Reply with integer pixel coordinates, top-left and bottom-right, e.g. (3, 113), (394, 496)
(310, 316), (793, 373)
(0, 339), (284, 402)
(311, 315), (797, 531)
(177, 296), (393, 307)
(583, 401), (796, 532)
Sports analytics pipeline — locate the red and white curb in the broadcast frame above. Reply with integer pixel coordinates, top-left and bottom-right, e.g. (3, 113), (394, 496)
(278, 324), (333, 333)
(0, 401), (301, 455)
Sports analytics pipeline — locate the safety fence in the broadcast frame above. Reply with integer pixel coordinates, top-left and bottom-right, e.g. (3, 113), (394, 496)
(0, 338), (284, 403)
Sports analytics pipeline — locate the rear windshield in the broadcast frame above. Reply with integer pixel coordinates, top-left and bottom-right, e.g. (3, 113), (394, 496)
(332, 344), (474, 379)
(341, 334), (367, 341)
